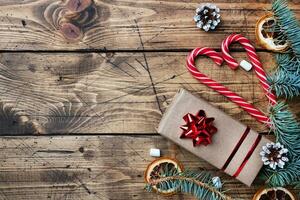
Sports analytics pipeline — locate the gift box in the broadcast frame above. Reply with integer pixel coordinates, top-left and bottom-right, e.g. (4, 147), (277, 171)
(157, 89), (272, 186)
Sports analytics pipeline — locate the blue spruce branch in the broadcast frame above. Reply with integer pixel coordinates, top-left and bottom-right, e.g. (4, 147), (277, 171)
(275, 53), (300, 73)
(268, 68), (300, 98)
(272, 0), (300, 58)
(269, 0), (300, 98)
(269, 102), (300, 156)
(146, 170), (231, 200)
(261, 102), (300, 187)
(262, 159), (300, 187)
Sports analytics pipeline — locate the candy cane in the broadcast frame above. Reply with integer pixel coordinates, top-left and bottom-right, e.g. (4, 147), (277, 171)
(221, 33), (277, 106)
(186, 47), (270, 124)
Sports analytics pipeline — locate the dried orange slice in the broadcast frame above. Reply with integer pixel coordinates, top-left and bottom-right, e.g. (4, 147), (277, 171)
(252, 187), (296, 200)
(144, 157), (184, 195)
(255, 13), (289, 52)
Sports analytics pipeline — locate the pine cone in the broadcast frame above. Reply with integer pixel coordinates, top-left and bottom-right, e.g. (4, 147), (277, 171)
(260, 142), (289, 170)
(194, 3), (221, 32)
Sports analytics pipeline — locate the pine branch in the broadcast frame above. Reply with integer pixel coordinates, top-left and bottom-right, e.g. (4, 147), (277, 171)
(269, 102), (300, 156)
(275, 53), (300, 74)
(261, 101), (300, 187)
(294, 181), (300, 189)
(268, 0), (300, 98)
(272, 0), (300, 58)
(262, 158), (300, 187)
(146, 171), (231, 200)
(268, 68), (300, 98)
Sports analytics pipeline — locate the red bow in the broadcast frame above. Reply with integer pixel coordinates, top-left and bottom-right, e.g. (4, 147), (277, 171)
(180, 110), (217, 147)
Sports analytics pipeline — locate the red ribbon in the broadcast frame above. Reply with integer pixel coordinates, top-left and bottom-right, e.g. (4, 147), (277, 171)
(180, 110), (217, 147)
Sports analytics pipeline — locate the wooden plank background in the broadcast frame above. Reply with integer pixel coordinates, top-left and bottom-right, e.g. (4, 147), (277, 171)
(0, 52), (280, 134)
(0, 0), (298, 51)
(0, 0), (299, 199)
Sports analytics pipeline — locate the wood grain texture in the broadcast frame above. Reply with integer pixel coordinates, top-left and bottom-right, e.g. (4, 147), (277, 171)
(1, 1), (300, 199)
(0, 51), (289, 135)
(0, 0), (298, 51)
(2, 135), (294, 200)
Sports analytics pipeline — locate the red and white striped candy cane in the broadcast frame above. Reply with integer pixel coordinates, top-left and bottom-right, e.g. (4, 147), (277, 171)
(186, 46), (271, 125)
(221, 33), (277, 106)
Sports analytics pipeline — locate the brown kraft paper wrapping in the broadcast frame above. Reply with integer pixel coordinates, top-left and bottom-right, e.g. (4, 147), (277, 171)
(157, 89), (272, 186)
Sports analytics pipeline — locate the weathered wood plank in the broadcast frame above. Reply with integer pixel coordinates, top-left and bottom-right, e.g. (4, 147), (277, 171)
(0, 0), (298, 51)
(2, 135), (295, 200)
(0, 52), (289, 135)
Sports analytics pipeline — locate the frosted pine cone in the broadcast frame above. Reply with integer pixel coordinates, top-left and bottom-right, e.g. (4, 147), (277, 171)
(194, 3), (221, 32)
(260, 142), (289, 170)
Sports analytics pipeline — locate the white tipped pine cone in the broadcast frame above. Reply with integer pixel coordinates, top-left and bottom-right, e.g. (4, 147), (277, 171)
(260, 142), (289, 170)
(194, 3), (221, 32)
